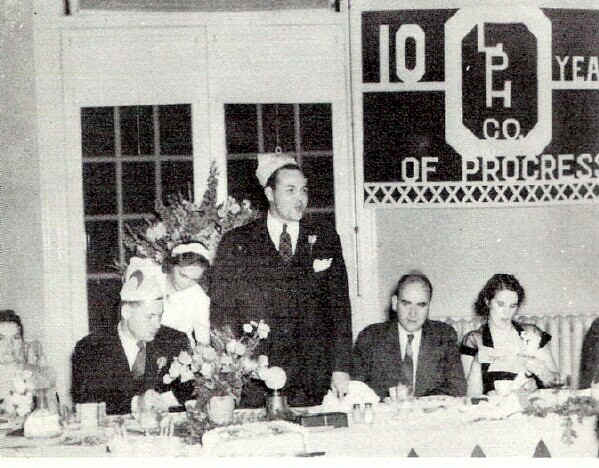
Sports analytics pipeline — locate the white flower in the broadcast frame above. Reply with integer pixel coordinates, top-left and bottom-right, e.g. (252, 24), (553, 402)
(241, 357), (258, 372)
(250, 320), (258, 327)
(200, 362), (214, 378)
(258, 355), (269, 368)
(226, 340), (238, 354)
(180, 367), (195, 383)
(243, 323), (253, 334)
(263, 366), (287, 390)
(169, 361), (183, 379)
(229, 202), (241, 215)
(156, 357), (167, 370)
(234, 342), (247, 356)
(202, 347), (217, 362)
(221, 355), (233, 366)
(258, 366), (271, 381)
(257, 321), (270, 339)
(177, 350), (192, 366)
(308, 235), (317, 245)
(145, 222), (167, 242)
(163, 374), (174, 385)
(217, 206), (227, 218)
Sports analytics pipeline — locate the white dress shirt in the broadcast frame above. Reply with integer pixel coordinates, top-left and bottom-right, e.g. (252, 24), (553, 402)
(118, 322), (141, 371)
(398, 324), (422, 385)
(267, 212), (300, 254)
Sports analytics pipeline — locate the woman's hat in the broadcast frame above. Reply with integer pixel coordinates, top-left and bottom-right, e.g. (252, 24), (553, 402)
(171, 242), (213, 265)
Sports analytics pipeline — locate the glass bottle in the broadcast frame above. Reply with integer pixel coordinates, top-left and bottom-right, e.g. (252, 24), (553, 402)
(363, 402), (374, 424)
(352, 403), (363, 424)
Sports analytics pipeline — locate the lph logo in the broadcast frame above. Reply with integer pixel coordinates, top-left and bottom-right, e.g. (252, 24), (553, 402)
(445, 7), (552, 159)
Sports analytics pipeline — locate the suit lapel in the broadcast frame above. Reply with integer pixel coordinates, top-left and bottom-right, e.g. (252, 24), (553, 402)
(109, 328), (132, 376)
(415, 320), (434, 394)
(386, 321), (403, 381)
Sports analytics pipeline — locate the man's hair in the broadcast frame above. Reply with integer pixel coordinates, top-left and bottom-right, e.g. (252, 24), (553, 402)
(0, 309), (24, 338)
(265, 163), (302, 190)
(395, 271), (433, 300)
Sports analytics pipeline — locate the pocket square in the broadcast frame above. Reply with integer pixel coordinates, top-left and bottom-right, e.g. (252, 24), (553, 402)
(313, 258), (332, 273)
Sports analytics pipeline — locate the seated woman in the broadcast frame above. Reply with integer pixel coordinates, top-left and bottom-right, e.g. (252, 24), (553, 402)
(162, 242), (211, 346)
(460, 274), (559, 396)
(0, 310), (55, 416)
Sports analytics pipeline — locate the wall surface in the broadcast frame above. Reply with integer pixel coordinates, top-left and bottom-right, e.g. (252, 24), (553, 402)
(375, 204), (599, 326)
(0, 0), (45, 341)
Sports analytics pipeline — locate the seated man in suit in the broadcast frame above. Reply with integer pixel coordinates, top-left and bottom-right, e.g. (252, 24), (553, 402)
(352, 271), (466, 399)
(72, 259), (192, 414)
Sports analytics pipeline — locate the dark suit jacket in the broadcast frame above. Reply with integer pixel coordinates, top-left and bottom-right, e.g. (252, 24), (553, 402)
(352, 319), (466, 399)
(72, 325), (193, 415)
(580, 318), (599, 389)
(210, 217), (353, 407)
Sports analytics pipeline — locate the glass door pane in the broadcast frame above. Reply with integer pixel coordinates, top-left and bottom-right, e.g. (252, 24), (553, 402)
(81, 104), (194, 334)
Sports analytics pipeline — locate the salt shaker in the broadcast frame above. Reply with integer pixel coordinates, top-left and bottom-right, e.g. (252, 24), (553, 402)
(363, 402), (374, 424)
(352, 403), (363, 424)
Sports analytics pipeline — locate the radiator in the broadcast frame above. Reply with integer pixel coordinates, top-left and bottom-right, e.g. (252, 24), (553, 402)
(442, 314), (599, 389)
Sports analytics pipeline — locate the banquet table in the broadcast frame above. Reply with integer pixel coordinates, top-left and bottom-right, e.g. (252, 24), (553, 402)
(1, 390), (597, 457)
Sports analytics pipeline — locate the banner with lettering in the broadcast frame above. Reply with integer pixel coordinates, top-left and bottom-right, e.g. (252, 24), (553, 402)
(353, 2), (599, 206)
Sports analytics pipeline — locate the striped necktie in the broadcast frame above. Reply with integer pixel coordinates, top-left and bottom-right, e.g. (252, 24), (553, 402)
(132, 341), (146, 380)
(279, 223), (293, 263)
(402, 334), (414, 391)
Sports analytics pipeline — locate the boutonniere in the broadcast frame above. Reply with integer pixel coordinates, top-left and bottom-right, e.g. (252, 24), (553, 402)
(157, 356), (167, 371)
(313, 258), (332, 273)
(308, 235), (317, 256)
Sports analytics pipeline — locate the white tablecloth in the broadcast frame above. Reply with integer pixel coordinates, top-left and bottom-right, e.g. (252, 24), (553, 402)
(1, 392), (597, 457)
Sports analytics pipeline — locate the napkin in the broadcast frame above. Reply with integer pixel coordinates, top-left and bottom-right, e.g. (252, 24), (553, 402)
(320, 381), (380, 412)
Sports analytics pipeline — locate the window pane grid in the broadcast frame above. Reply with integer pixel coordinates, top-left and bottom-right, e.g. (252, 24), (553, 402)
(82, 104), (193, 334)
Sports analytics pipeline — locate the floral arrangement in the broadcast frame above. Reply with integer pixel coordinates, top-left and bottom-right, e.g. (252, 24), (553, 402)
(121, 161), (257, 268)
(523, 395), (599, 444)
(1, 369), (35, 417)
(161, 320), (276, 406)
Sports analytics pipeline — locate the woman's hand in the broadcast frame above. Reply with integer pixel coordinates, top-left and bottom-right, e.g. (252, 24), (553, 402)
(524, 355), (559, 386)
(520, 377), (538, 393)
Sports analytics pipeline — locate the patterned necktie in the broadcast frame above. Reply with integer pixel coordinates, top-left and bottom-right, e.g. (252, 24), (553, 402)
(402, 334), (414, 391)
(279, 223), (293, 263)
(132, 341), (146, 379)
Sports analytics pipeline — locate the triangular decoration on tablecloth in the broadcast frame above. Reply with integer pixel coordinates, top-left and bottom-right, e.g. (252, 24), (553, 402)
(407, 448), (419, 457)
(471, 444), (486, 457)
(533, 439), (551, 457)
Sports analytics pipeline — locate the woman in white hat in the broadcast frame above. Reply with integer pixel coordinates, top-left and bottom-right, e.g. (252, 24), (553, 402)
(162, 242), (211, 346)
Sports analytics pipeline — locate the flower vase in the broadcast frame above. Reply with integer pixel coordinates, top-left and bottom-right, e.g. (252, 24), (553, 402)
(185, 400), (210, 443)
(266, 390), (291, 420)
(206, 395), (235, 425)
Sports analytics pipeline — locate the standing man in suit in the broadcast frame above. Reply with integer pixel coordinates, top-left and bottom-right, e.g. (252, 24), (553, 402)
(72, 259), (192, 414)
(210, 152), (353, 407)
(352, 272), (466, 399)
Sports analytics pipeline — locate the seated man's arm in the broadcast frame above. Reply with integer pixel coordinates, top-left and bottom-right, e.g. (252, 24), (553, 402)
(441, 327), (467, 397)
(72, 338), (132, 414)
(351, 327), (385, 398)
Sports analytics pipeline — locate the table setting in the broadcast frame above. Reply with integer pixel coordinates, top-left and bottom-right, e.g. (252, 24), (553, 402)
(2, 379), (598, 457)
